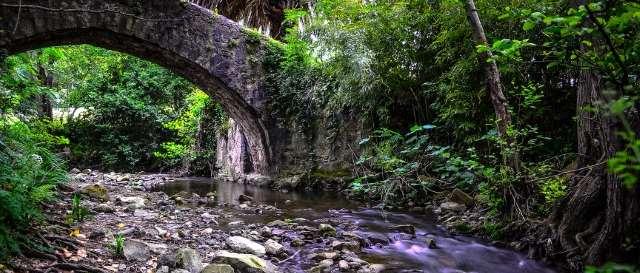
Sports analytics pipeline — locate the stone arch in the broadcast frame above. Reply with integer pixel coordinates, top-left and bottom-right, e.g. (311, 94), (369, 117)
(0, 0), (272, 175)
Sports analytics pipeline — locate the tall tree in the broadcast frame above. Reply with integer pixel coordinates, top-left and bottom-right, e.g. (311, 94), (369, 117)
(548, 0), (640, 269)
(464, 0), (520, 171)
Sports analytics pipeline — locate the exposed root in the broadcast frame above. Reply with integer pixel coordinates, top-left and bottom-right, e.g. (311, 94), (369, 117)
(49, 262), (109, 273)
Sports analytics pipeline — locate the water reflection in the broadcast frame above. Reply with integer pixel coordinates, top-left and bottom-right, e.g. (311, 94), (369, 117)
(153, 178), (556, 273)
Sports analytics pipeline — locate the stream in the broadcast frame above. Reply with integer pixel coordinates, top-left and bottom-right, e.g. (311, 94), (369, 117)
(152, 177), (557, 273)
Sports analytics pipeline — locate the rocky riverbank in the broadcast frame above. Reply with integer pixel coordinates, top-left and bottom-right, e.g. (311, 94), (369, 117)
(6, 171), (393, 273)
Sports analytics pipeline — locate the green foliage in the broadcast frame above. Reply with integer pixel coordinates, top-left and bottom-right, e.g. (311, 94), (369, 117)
(352, 125), (485, 204)
(482, 221), (505, 240)
(2, 45), (224, 173)
(112, 234), (125, 257)
(0, 118), (67, 259)
(585, 263), (638, 273)
(67, 193), (90, 223)
(532, 164), (568, 206)
(608, 131), (640, 188)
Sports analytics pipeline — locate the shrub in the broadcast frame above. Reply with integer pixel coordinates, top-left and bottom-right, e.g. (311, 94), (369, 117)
(0, 119), (67, 259)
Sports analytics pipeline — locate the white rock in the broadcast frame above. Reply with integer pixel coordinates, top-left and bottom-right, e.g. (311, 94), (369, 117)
(226, 236), (266, 256)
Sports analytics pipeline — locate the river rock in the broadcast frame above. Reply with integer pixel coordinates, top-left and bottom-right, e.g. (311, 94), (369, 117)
(259, 226), (272, 237)
(364, 233), (389, 245)
(319, 224), (336, 236)
(338, 260), (349, 270)
(226, 236), (266, 256)
(176, 248), (203, 273)
(134, 209), (158, 219)
(94, 203), (115, 213)
(267, 220), (288, 227)
(425, 237), (438, 249)
(291, 238), (305, 247)
(212, 250), (278, 273)
(201, 264), (235, 273)
(389, 224), (415, 235)
(449, 189), (474, 206)
(81, 183), (109, 201)
(264, 239), (284, 256)
(119, 196), (146, 209)
(440, 202), (466, 212)
(238, 194), (253, 203)
(331, 241), (360, 252)
(157, 266), (170, 273)
(124, 239), (150, 261)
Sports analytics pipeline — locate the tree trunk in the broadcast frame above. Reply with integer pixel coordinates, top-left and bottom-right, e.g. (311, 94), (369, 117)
(546, 1), (640, 265)
(464, 0), (520, 171)
(33, 51), (54, 119)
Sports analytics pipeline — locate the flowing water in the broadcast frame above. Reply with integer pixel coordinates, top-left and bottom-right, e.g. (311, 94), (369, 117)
(152, 177), (556, 273)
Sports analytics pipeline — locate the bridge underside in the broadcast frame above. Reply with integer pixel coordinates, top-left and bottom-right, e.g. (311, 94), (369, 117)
(0, 0), (273, 176)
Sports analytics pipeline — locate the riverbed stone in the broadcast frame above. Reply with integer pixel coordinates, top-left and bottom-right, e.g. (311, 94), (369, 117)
(440, 202), (466, 212)
(364, 233), (389, 245)
(119, 196), (146, 209)
(124, 239), (151, 261)
(389, 224), (415, 235)
(81, 183), (110, 202)
(264, 239), (284, 256)
(226, 236), (266, 256)
(267, 220), (288, 227)
(319, 224), (336, 236)
(201, 264), (235, 273)
(212, 250), (278, 273)
(338, 260), (349, 270)
(94, 203), (115, 213)
(176, 248), (203, 273)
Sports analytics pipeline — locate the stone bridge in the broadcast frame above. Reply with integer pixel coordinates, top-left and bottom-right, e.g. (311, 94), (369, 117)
(1, 0), (360, 184)
(0, 0), (278, 178)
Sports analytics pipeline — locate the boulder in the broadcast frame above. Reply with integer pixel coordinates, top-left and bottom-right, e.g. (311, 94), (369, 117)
(440, 202), (466, 212)
(238, 194), (253, 203)
(449, 189), (474, 206)
(81, 184), (109, 202)
(176, 248), (203, 273)
(201, 264), (235, 273)
(124, 239), (150, 261)
(226, 236), (266, 256)
(212, 251), (278, 273)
